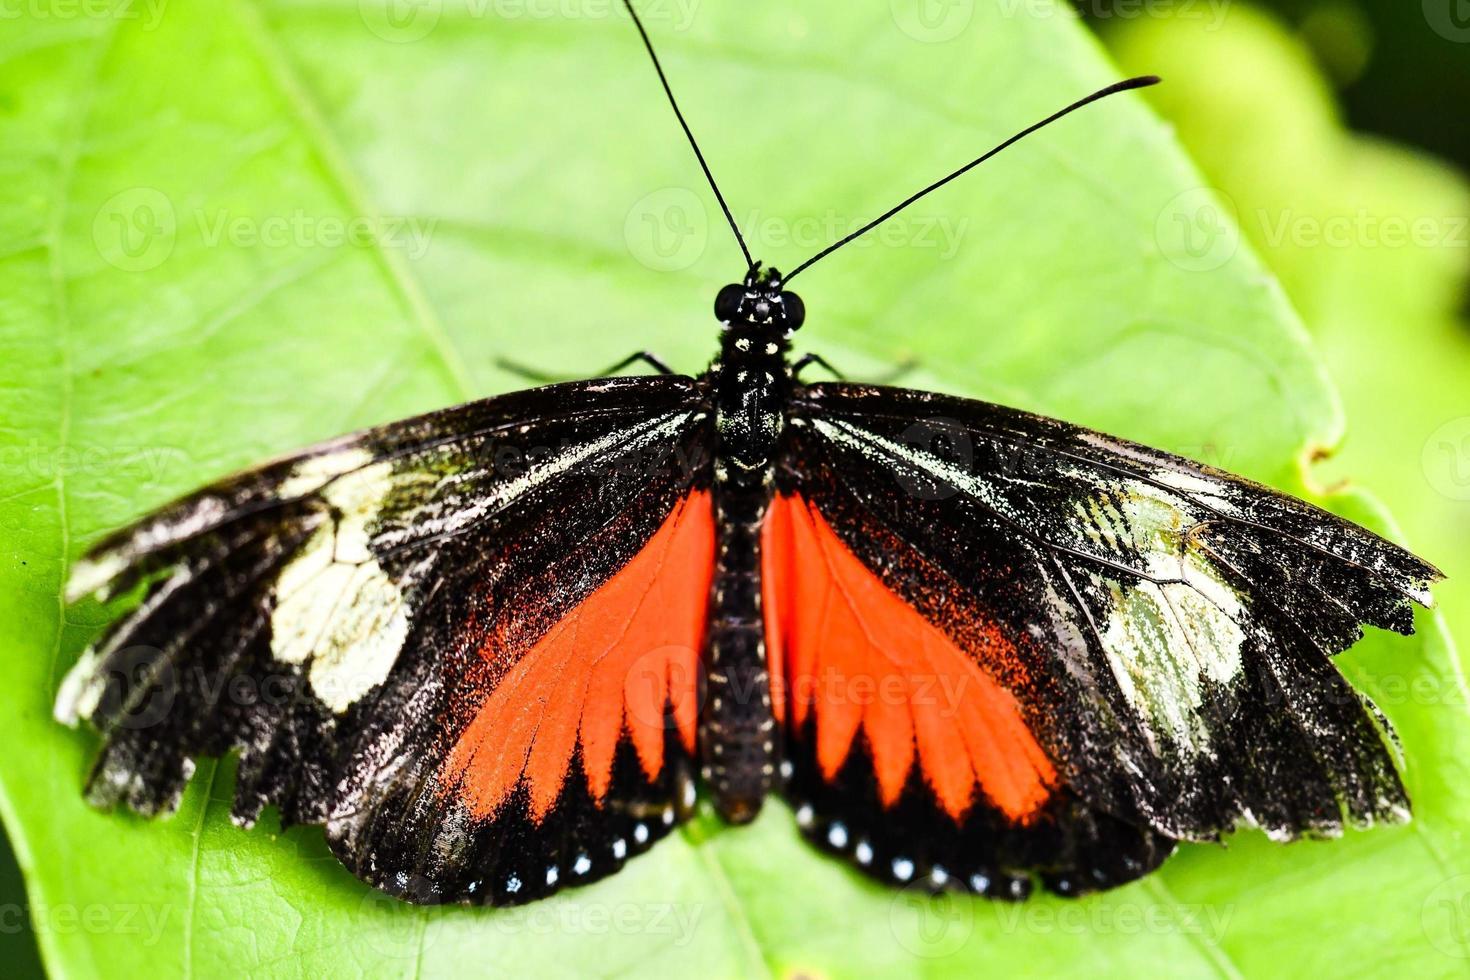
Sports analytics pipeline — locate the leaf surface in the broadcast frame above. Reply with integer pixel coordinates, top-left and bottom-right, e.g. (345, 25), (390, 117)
(0, 1), (1463, 976)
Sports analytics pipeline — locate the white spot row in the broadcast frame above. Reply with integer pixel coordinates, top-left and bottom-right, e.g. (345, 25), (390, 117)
(802, 808), (947, 888)
(498, 818), (666, 896)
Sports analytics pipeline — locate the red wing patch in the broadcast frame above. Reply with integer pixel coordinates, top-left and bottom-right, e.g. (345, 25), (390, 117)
(762, 493), (1056, 824)
(443, 491), (715, 822)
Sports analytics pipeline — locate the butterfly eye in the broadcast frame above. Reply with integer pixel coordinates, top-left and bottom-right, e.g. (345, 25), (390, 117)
(714, 284), (745, 324)
(781, 291), (806, 331)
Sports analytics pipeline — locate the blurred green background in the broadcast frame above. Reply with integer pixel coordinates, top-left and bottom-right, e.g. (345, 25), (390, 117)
(1080, 0), (1470, 657)
(1, 0), (1465, 976)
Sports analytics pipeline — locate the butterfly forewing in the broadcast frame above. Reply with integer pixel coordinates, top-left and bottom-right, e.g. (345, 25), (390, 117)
(768, 382), (1437, 895)
(57, 376), (717, 905)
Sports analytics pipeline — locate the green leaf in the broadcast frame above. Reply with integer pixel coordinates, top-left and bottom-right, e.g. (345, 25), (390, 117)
(0, 0), (1463, 976)
(1107, 3), (1470, 662)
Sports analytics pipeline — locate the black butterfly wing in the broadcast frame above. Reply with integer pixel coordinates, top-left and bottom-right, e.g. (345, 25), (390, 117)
(767, 381), (1439, 897)
(57, 375), (719, 905)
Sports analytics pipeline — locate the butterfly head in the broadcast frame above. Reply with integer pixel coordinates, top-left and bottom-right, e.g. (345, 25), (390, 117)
(715, 264), (805, 336)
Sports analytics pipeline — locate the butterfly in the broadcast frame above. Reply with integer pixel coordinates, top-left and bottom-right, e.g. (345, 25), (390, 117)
(55, 1), (1440, 907)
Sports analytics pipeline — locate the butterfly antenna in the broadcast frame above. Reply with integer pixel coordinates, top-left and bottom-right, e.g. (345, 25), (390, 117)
(622, 0), (753, 271)
(784, 75), (1161, 282)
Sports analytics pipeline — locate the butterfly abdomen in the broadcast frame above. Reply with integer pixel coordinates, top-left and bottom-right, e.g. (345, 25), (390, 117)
(701, 325), (788, 822)
(703, 478), (780, 823)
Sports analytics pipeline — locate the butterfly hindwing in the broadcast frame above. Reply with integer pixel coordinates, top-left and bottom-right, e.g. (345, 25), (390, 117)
(770, 382), (1438, 895)
(57, 376), (716, 904)
(763, 490), (1176, 897)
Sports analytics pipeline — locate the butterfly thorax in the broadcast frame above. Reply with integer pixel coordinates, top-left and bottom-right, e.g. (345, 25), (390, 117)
(699, 265), (803, 823)
(707, 267), (800, 474)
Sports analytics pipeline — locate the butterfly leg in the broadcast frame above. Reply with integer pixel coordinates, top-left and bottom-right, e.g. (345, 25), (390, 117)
(791, 353), (919, 385)
(789, 353), (846, 381)
(496, 350), (675, 383)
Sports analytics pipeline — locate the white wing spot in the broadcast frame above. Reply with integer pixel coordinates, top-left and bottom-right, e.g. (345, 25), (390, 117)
(54, 647), (104, 724)
(278, 446), (376, 499)
(270, 460), (409, 713)
(64, 552), (128, 604)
